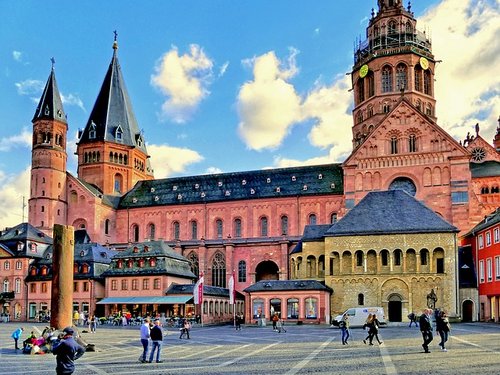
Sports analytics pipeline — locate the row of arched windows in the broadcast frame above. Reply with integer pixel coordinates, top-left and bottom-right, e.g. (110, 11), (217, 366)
(33, 131), (64, 147)
(134, 158), (144, 172)
(481, 185), (500, 194)
(84, 151), (100, 163)
(109, 152), (128, 165)
(114, 257), (158, 269)
(130, 212), (339, 242)
(3, 260), (23, 270)
(3, 278), (22, 294)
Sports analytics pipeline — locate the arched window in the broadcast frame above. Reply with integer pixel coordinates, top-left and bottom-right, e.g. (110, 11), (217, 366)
(82, 263), (89, 273)
(104, 219), (110, 235)
(396, 64), (407, 91)
(216, 219), (223, 239)
(238, 260), (247, 282)
(281, 215), (288, 235)
(367, 72), (375, 98)
(414, 65), (422, 92)
(4, 261), (10, 270)
(114, 173), (123, 193)
(388, 20), (397, 34)
(188, 252), (199, 277)
(234, 218), (242, 238)
(172, 221), (180, 240)
(211, 252), (226, 288)
(190, 220), (198, 240)
(358, 293), (365, 305)
(3, 279), (9, 293)
(132, 224), (139, 242)
(390, 136), (398, 154)
(424, 70), (432, 95)
(148, 223), (156, 240)
(357, 78), (365, 103)
(308, 214), (317, 225)
(481, 186), (490, 194)
(409, 134), (417, 152)
(15, 278), (21, 294)
(260, 216), (268, 237)
(405, 21), (413, 33)
(330, 212), (338, 224)
(382, 66), (393, 93)
(420, 249), (429, 265)
(356, 251), (363, 267)
(305, 298), (318, 319)
(394, 249), (402, 266)
(356, 111), (363, 124)
(381, 250), (389, 266)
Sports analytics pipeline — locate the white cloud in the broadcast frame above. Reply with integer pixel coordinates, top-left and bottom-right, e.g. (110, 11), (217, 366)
(237, 48), (352, 162)
(237, 49), (302, 150)
(61, 93), (85, 112)
(205, 167), (223, 174)
(0, 168), (30, 228)
(151, 44), (214, 123)
(15, 79), (44, 95)
(0, 128), (32, 152)
(12, 51), (22, 62)
(219, 61), (229, 77)
(147, 144), (204, 178)
(419, 0), (500, 142)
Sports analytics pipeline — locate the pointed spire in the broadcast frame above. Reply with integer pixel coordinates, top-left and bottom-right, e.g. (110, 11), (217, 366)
(78, 34), (148, 154)
(32, 59), (67, 124)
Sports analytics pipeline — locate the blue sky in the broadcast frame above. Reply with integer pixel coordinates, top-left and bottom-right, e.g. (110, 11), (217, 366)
(0, 0), (499, 227)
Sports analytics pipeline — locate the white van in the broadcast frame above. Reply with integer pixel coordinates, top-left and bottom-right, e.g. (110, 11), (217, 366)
(333, 307), (386, 328)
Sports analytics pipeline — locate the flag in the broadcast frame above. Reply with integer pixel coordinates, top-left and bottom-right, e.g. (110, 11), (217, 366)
(193, 273), (204, 305)
(228, 271), (235, 305)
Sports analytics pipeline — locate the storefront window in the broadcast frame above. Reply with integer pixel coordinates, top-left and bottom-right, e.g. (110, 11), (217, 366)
(305, 297), (318, 319)
(270, 298), (281, 317)
(252, 298), (264, 318)
(287, 298), (299, 319)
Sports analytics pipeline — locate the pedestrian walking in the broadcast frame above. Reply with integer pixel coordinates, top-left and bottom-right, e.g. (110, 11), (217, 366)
(276, 317), (286, 333)
(139, 318), (151, 363)
(408, 312), (418, 327)
(149, 320), (163, 363)
(179, 319), (191, 339)
(436, 310), (451, 351)
(11, 327), (24, 350)
(272, 313), (279, 331)
(52, 327), (85, 375)
(362, 314), (373, 344)
(369, 314), (383, 345)
(235, 314), (242, 330)
(89, 315), (98, 333)
(419, 308), (433, 353)
(339, 314), (350, 345)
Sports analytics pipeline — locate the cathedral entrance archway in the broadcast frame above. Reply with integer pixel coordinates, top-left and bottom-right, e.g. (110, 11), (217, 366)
(388, 294), (402, 322)
(462, 300), (474, 322)
(255, 261), (279, 282)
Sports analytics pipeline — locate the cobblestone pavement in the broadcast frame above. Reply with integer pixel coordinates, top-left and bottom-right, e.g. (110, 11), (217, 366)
(1, 322), (499, 374)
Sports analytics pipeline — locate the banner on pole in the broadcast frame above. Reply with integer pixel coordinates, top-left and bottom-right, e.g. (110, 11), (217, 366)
(228, 271), (235, 305)
(193, 273), (204, 305)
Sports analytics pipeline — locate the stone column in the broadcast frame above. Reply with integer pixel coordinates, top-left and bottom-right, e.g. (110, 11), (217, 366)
(50, 224), (74, 330)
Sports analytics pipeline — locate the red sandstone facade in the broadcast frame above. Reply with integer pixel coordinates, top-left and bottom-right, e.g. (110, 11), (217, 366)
(2, 0), (498, 323)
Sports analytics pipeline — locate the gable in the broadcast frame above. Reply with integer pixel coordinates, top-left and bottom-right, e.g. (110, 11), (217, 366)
(344, 99), (468, 167)
(465, 135), (500, 163)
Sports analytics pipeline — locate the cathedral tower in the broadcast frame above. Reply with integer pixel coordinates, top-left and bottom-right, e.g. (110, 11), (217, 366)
(28, 63), (68, 236)
(76, 36), (154, 196)
(351, 0), (436, 148)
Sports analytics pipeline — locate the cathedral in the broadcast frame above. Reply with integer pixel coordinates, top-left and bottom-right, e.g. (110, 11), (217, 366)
(10, 0), (500, 322)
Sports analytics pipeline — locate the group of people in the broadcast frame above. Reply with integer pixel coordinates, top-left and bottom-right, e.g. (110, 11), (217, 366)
(140, 318), (165, 363)
(362, 314), (383, 346)
(12, 326), (85, 374)
(419, 308), (451, 353)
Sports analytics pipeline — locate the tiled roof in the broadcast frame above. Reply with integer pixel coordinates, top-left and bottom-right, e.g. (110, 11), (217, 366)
(119, 163), (343, 208)
(302, 224), (332, 241)
(77, 44), (150, 164)
(32, 68), (67, 124)
(244, 279), (332, 292)
(326, 190), (458, 236)
(470, 161), (500, 178)
(102, 241), (196, 279)
(0, 222), (52, 258)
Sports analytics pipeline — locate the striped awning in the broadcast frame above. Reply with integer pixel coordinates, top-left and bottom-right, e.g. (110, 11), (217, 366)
(97, 296), (192, 305)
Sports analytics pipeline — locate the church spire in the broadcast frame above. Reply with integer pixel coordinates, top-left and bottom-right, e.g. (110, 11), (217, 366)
(32, 59), (67, 124)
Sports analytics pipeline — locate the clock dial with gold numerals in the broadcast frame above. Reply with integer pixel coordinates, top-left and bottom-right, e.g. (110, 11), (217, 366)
(419, 57), (429, 70)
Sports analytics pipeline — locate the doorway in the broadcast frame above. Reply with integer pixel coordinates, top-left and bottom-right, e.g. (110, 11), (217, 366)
(462, 300), (474, 322)
(388, 294), (402, 322)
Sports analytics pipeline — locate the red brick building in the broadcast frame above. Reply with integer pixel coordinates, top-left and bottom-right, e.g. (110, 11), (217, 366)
(2, 0), (498, 323)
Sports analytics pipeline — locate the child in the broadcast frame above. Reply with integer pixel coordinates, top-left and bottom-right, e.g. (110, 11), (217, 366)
(11, 327), (24, 350)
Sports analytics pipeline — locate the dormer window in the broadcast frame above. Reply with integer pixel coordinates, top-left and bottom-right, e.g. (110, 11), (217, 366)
(89, 122), (97, 139)
(115, 125), (123, 142)
(330, 183), (336, 189)
(80, 250), (85, 257)
(173, 186), (178, 191)
(250, 188), (255, 195)
(218, 181), (223, 187)
(133, 247), (139, 253)
(117, 260), (123, 269)
(318, 174), (323, 180)
(132, 198), (138, 203)
(266, 178), (271, 183)
(194, 183), (199, 189)
(44, 105), (50, 115)
(241, 180), (246, 185)
(154, 196), (159, 201)
(201, 192), (206, 198)
(136, 134), (143, 147)
(149, 258), (156, 267)
(30, 243), (37, 252)
(303, 185), (308, 191)
(225, 190), (231, 196)
(177, 194), (182, 200)
(291, 176), (296, 181)
(276, 187), (281, 193)
(150, 187), (155, 193)
(144, 246), (149, 253)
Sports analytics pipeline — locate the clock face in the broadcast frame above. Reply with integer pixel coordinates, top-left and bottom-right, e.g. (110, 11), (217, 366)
(419, 57), (429, 70)
(471, 147), (486, 162)
(359, 64), (369, 78)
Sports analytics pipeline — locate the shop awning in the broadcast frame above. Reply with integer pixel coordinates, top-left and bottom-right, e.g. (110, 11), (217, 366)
(97, 296), (193, 305)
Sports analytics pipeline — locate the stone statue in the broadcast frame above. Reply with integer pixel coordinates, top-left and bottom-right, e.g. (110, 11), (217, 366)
(426, 288), (437, 309)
